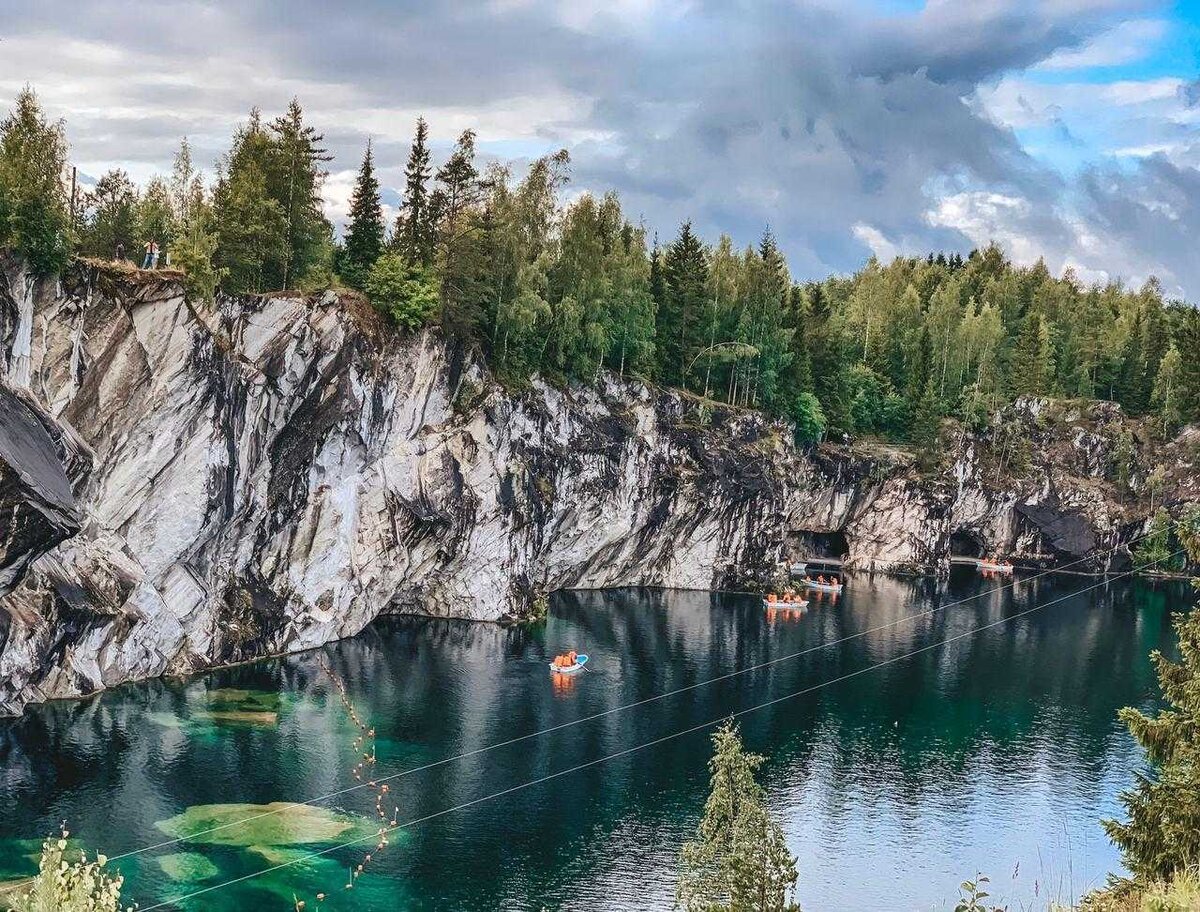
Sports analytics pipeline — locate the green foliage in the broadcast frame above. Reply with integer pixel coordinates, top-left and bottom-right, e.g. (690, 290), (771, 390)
(1103, 609), (1200, 882)
(171, 220), (224, 303)
(212, 103), (330, 292)
(1133, 509), (1178, 572)
(135, 175), (174, 250)
(0, 86), (72, 276)
(393, 117), (435, 266)
(4, 829), (131, 912)
(790, 392), (826, 445)
(911, 376), (944, 470)
(366, 253), (439, 331)
(339, 141), (385, 290)
(1139, 869), (1200, 911)
(1151, 345), (1184, 438)
(658, 221), (709, 388)
(845, 363), (906, 437)
(77, 169), (137, 258)
(676, 721), (801, 912)
(953, 875), (1006, 912)
(8, 94), (1196, 452)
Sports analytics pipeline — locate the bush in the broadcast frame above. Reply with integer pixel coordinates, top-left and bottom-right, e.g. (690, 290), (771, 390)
(365, 253), (438, 331)
(790, 391), (826, 445)
(171, 221), (224, 303)
(4, 829), (131, 912)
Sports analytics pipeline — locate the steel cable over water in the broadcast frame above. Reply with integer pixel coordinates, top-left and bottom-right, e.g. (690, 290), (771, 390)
(0, 533), (1166, 901)
(0, 532), (1157, 904)
(86, 533), (1159, 864)
(136, 549), (1187, 911)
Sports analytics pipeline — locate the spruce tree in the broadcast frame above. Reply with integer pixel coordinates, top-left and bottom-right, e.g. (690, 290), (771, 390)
(677, 721), (800, 912)
(1175, 310), (1200, 425)
(434, 130), (486, 336)
(79, 169), (137, 259)
(267, 98), (332, 289)
(658, 221), (708, 388)
(394, 117), (434, 266)
(340, 140), (384, 291)
(910, 375), (943, 470)
(432, 129), (480, 240)
(1103, 508), (1200, 882)
(0, 86), (71, 276)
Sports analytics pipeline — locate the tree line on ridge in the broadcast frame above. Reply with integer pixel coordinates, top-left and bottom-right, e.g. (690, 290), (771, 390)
(3, 87), (1199, 450)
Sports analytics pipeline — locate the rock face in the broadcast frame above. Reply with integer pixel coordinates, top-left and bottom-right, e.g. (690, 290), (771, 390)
(0, 385), (82, 594)
(0, 258), (1196, 715)
(0, 259), (797, 714)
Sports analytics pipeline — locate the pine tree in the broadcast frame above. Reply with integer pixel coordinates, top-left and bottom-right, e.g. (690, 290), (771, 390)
(339, 140), (384, 291)
(212, 140), (286, 293)
(677, 721), (801, 912)
(0, 86), (71, 276)
(432, 129), (480, 242)
(394, 117), (434, 266)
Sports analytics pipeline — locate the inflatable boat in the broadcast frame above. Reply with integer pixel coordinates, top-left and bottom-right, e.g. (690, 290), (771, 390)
(549, 653), (589, 674)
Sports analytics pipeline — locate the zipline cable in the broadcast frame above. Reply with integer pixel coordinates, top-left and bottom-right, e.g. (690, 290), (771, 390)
(95, 531), (1165, 863)
(137, 550), (1186, 912)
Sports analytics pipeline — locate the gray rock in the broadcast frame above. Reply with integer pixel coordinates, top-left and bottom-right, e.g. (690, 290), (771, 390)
(0, 258), (1194, 716)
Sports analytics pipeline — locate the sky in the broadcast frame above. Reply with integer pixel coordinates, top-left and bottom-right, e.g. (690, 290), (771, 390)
(1, 0), (1198, 298)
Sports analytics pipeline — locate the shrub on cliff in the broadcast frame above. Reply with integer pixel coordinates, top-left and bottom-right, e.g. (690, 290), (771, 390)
(171, 221), (225, 303)
(366, 252), (438, 332)
(3, 830), (131, 912)
(677, 721), (801, 912)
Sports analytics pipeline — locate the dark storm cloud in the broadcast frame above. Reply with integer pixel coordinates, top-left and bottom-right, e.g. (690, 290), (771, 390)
(1, 0), (1196, 296)
(1080, 149), (1200, 295)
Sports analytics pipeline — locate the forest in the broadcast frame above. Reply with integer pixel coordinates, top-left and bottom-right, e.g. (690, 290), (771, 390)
(3, 87), (1198, 448)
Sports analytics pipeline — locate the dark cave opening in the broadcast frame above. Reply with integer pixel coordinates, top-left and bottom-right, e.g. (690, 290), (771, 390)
(790, 529), (850, 561)
(950, 530), (985, 558)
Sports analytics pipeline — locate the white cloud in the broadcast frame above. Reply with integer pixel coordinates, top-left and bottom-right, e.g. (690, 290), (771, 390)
(1037, 18), (1166, 70)
(2, 0), (1197, 298)
(852, 224), (901, 261)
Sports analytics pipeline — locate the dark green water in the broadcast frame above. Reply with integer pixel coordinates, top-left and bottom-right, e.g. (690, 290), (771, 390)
(0, 571), (1193, 911)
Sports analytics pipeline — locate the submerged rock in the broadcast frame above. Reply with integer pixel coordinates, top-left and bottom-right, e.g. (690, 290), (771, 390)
(156, 851), (220, 882)
(0, 257), (1195, 715)
(155, 802), (374, 847)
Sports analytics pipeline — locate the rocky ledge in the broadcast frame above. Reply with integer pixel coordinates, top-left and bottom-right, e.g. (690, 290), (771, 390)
(1, 257), (1196, 715)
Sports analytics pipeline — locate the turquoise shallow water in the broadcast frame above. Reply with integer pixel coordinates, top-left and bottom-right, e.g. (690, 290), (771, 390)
(0, 570), (1193, 911)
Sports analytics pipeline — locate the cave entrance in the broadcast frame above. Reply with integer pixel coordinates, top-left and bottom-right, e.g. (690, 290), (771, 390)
(950, 530), (984, 558)
(788, 529), (849, 561)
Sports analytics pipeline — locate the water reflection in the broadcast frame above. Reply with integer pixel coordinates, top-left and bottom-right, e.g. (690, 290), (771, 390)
(0, 571), (1192, 912)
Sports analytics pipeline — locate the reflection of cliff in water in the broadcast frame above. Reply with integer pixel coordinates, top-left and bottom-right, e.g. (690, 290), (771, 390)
(0, 575), (1193, 912)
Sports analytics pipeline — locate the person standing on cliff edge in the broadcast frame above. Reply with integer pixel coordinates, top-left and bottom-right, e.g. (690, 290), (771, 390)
(142, 240), (159, 269)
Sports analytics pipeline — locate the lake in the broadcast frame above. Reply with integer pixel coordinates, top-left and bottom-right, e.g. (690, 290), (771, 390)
(0, 570), (1193, 911)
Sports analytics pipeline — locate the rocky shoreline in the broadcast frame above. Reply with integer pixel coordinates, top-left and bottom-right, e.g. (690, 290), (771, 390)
(2, 257), (1197, 715)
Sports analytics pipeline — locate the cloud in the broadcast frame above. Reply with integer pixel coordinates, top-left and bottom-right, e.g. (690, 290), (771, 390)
(1036, 17), (1167, 70)
(0, 0), (1197, 298)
